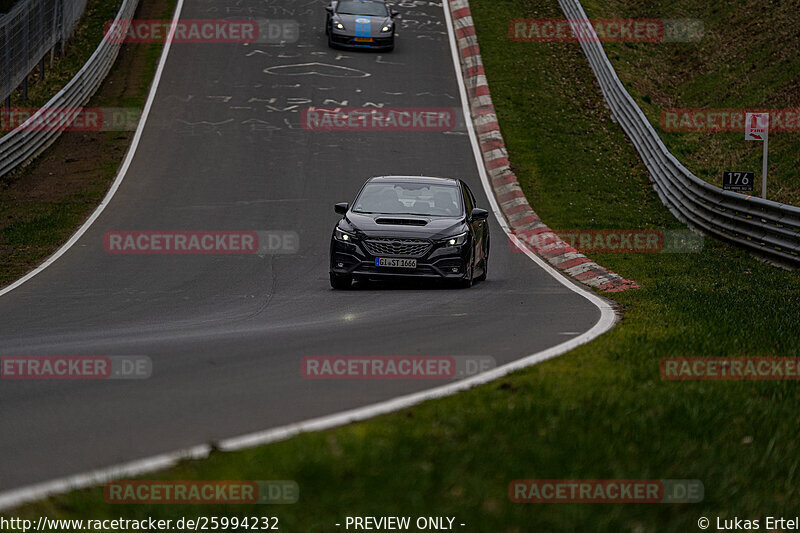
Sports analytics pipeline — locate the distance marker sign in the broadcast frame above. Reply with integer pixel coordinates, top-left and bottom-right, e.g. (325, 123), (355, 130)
(723, 171), (755, 192)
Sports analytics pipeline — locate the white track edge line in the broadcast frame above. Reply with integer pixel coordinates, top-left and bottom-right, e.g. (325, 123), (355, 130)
(0, 0), (186, 300)
(0, 0), (617, 512)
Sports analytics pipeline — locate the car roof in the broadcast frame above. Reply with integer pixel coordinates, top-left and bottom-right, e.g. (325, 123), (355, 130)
(335, 0), (388, 6)
(367, 175), (460, 186)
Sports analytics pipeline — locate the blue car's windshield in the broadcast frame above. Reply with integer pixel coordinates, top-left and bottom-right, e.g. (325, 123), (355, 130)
(353, 182), (463, 217)
(336, 1), (388, 16)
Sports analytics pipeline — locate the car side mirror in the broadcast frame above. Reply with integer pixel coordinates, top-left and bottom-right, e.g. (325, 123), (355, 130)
(391, 10), (399, 17)
(334, 202), (349, 215)
(471, 208), (489, 220)
(325, 6), (333, 12)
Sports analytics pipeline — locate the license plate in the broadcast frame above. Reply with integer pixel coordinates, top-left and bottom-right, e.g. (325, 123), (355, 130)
(354, 37), (373, 42)
(376, 258), (417, 268)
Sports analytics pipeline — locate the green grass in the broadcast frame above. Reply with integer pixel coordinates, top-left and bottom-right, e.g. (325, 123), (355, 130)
(579, 0), (800, 205)
(4, 0), (800, 531)
(0, 0), (175, 288)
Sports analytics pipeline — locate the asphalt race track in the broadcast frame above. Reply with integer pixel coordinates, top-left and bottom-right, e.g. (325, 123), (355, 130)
(0, 0), (601, 492)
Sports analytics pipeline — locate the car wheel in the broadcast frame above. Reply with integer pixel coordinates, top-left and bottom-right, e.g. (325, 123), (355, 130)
(475, 256), (487, 282)
(327, 33), (336, 48)
(330, 272), (352, 290)
(476, 236), (489, 282)
(456, 262), (473, 289)
(387, 38), (395, 52)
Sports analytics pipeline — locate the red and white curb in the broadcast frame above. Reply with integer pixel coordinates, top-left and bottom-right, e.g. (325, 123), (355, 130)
(0, 2), (621, 514)
(447, 0), (639, 293)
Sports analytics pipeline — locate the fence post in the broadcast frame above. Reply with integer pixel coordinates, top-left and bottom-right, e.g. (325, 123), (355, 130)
(2, 24), (7, 130)
(3, 94), (9, 138)
(51, 0), (58, 66)
(57, 0), (65, 56)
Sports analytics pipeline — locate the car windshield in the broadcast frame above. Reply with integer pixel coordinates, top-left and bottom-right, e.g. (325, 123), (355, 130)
(353, 182), (463, 217)
(336, 1), (388, 16)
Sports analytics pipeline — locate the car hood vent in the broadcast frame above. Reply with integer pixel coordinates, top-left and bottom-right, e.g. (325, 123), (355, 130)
(375, 218), (428, 226)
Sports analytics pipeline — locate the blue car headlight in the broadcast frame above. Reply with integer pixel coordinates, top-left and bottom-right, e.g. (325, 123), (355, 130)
(334, 21), (345, 30)
(381, 24), (393, 33)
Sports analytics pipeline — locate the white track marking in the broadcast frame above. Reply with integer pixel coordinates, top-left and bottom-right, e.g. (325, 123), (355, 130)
(0, 0), (186, 300)
(0, 0), (617, 512)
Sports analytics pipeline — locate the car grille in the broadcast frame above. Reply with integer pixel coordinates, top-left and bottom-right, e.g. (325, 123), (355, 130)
(331, 35), (392, 46)
(364, 238), (431, 258)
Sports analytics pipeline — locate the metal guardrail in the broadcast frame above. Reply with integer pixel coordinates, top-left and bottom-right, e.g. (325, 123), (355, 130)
(0, 0), (139, 179)
(558, 0), (800, 268)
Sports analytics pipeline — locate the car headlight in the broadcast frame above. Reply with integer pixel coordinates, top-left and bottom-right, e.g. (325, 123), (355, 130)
(441, 232), (468, 247)
(335, 227), (356, 242)
(334, 21), (345, 30)
(381, 24), (392, 32)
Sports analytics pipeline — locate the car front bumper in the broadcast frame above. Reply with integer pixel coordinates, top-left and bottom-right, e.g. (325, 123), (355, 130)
(330, 237), (469, 280)
(329, 32), (394, 49)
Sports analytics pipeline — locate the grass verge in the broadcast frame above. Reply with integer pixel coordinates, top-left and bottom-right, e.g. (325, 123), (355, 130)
(579, 0), (800, 205)
(4, 0), (800, 531)
(0, 0), (175, 288)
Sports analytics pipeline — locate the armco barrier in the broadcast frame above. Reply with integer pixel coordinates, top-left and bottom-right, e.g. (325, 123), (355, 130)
(0, 0), (140, 179)
(558, 0), (800, 268)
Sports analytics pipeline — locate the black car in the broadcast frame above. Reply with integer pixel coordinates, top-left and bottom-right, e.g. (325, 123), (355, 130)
(330, 176), (490, 289)
(325, 0), (397, 51)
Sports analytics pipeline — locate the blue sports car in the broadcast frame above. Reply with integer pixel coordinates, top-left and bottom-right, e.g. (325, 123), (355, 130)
(326, 0), (398, 51)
